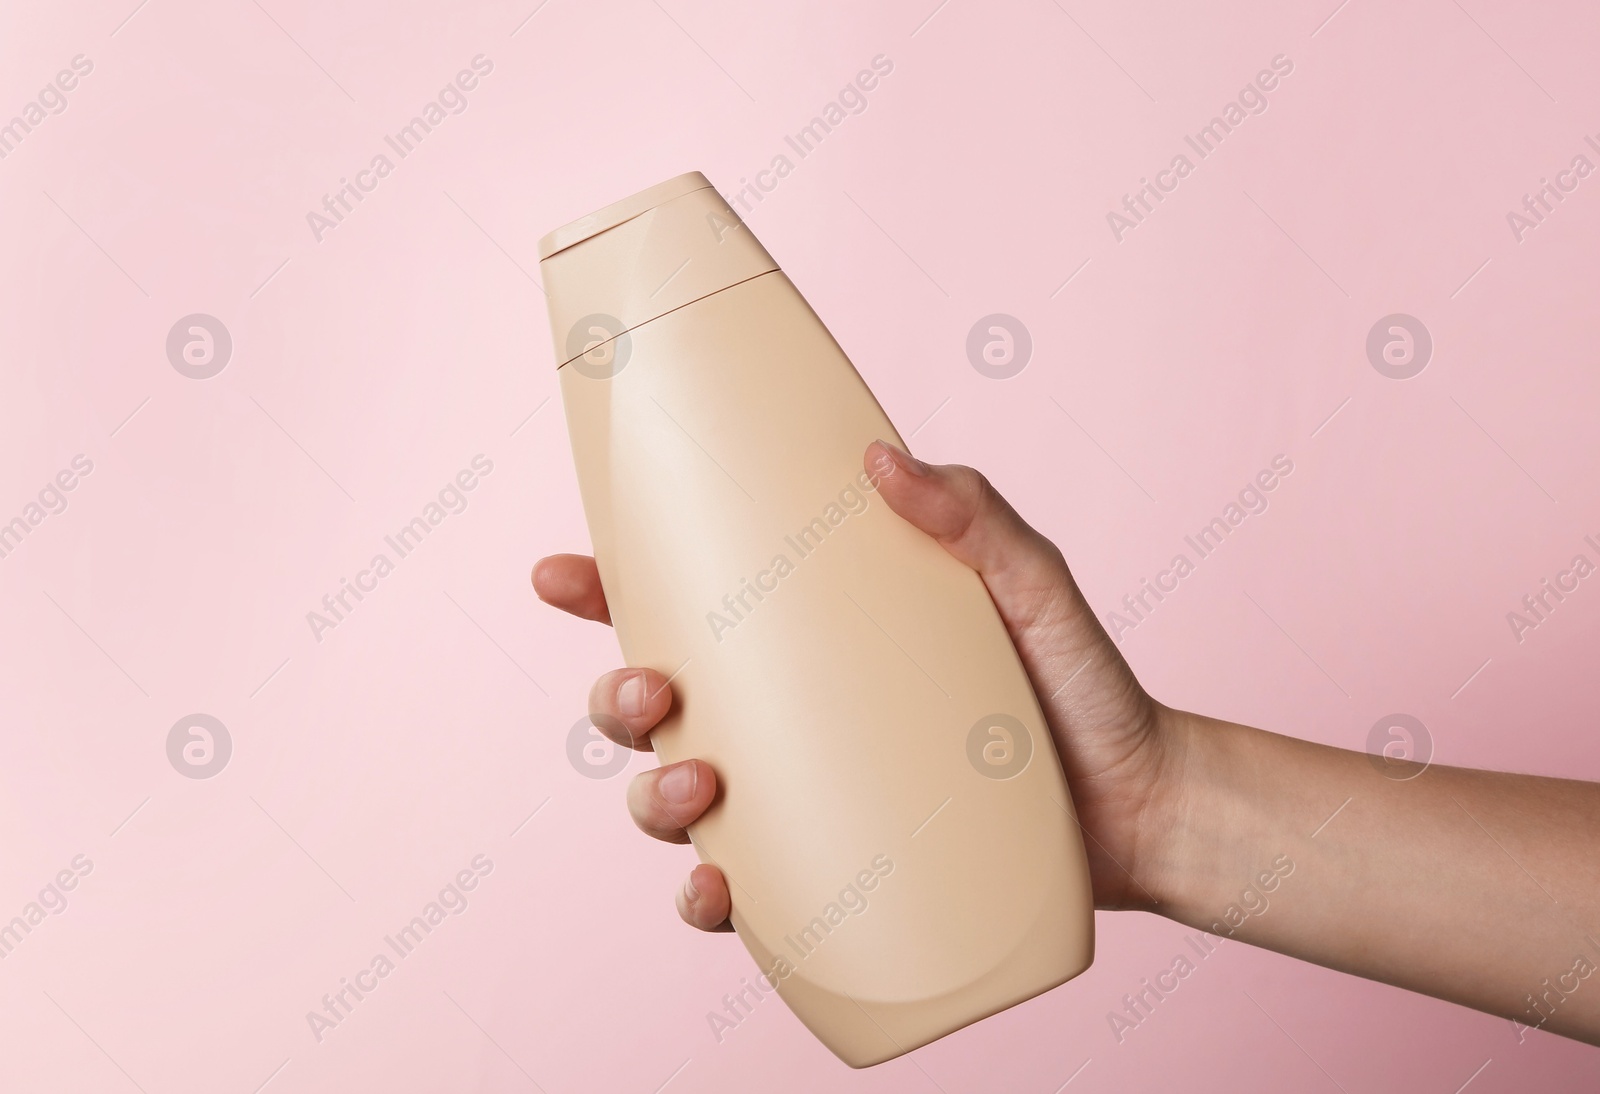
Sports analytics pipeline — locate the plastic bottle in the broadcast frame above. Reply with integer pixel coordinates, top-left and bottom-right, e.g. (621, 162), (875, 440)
(540, 172), (1093, 1066)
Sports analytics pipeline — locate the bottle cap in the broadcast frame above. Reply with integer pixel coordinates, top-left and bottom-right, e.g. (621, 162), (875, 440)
(539, 172), (779, 369)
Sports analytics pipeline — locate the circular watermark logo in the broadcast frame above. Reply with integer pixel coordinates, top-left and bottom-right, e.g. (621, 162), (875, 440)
(567, 713), (632, 779)
(166, 314), (233, 380)
(566, 313), (631, 380)
(167, 713), (232, 779)
(966, 314), (1032, 380)
(1366, 713), (1432, 780)
(1365, 314), (1431, 380)
(966, 713), (1033, 780)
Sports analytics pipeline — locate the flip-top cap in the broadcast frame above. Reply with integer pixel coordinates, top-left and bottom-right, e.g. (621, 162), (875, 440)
(539, 172), (779, 369)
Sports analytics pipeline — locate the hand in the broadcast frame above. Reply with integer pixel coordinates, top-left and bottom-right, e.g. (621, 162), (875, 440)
(530, 552), (734, 932)
(532, 440), (1184, 931)
(536, 442), (1600, 1049)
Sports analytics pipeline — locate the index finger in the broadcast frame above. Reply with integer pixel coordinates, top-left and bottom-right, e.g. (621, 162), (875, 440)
(532, 554), (611, 625)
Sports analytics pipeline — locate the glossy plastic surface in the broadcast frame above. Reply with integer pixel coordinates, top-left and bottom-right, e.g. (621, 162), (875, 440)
(541, 175), (1093, 1067)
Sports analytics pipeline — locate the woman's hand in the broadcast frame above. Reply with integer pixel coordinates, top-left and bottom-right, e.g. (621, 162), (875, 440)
(532, 440), (1186, 928)
(536, 440), (1600, 1048)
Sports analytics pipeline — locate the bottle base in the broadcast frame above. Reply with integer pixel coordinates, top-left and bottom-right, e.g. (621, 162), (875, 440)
(766, 921), (1094, 1068)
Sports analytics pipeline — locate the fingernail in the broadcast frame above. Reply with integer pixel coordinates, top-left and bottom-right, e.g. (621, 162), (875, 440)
(878, 439), (928, 477)
(684, 872), (700, 904)
(659, 763), (697, 805)
(869, 441), (897, 482)
(618, 672), (646, 717)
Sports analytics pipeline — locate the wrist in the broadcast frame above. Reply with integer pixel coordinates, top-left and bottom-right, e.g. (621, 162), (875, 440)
(1134, 707), (1314, 932)
(1129, 704), (1236, 921)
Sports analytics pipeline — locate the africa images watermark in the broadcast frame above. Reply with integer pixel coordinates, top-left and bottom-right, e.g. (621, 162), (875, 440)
(1366, 313), (1432, 380)
(565, 712), (634, 780)
(1106, 53), (1295, 242)
(704, 466), (885, 643)
(1107, 854), (1295, 1043)
(1505, 133), (1600, 244)
(967, 712), (1034, 780)
(1367, 713), (1432, 781)
(714, 54), (895, 217)
(0, 454), (95, 562)
(0, 54), (94, 161)
(306, 853), (493, 1043)
(967, 314), (1032, 380)
(166, 313), (233, 380)
(167, 713), (233, 779)
(306, 54), (495, 242)
(305, 455), (494, 642)
(0, 856), (94, 960)
(1105, 454), (1295, 641)
(1511, 936), (1600, 1043)
(1505, 534), (1600, 645)
(706, 853), (896, 1044)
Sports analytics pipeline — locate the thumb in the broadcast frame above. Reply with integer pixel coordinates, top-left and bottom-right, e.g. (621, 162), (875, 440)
(864, 440), (1147, 729)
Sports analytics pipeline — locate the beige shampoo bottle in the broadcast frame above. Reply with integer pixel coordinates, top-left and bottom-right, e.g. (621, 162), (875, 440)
(539, 172), (1093, 1067)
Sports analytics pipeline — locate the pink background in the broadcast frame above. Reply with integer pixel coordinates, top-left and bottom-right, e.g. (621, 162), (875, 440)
(3, 0), (1599, 1090)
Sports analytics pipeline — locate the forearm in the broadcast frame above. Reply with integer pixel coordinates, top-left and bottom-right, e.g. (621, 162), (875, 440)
(1143, 708), (1600, 1043)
